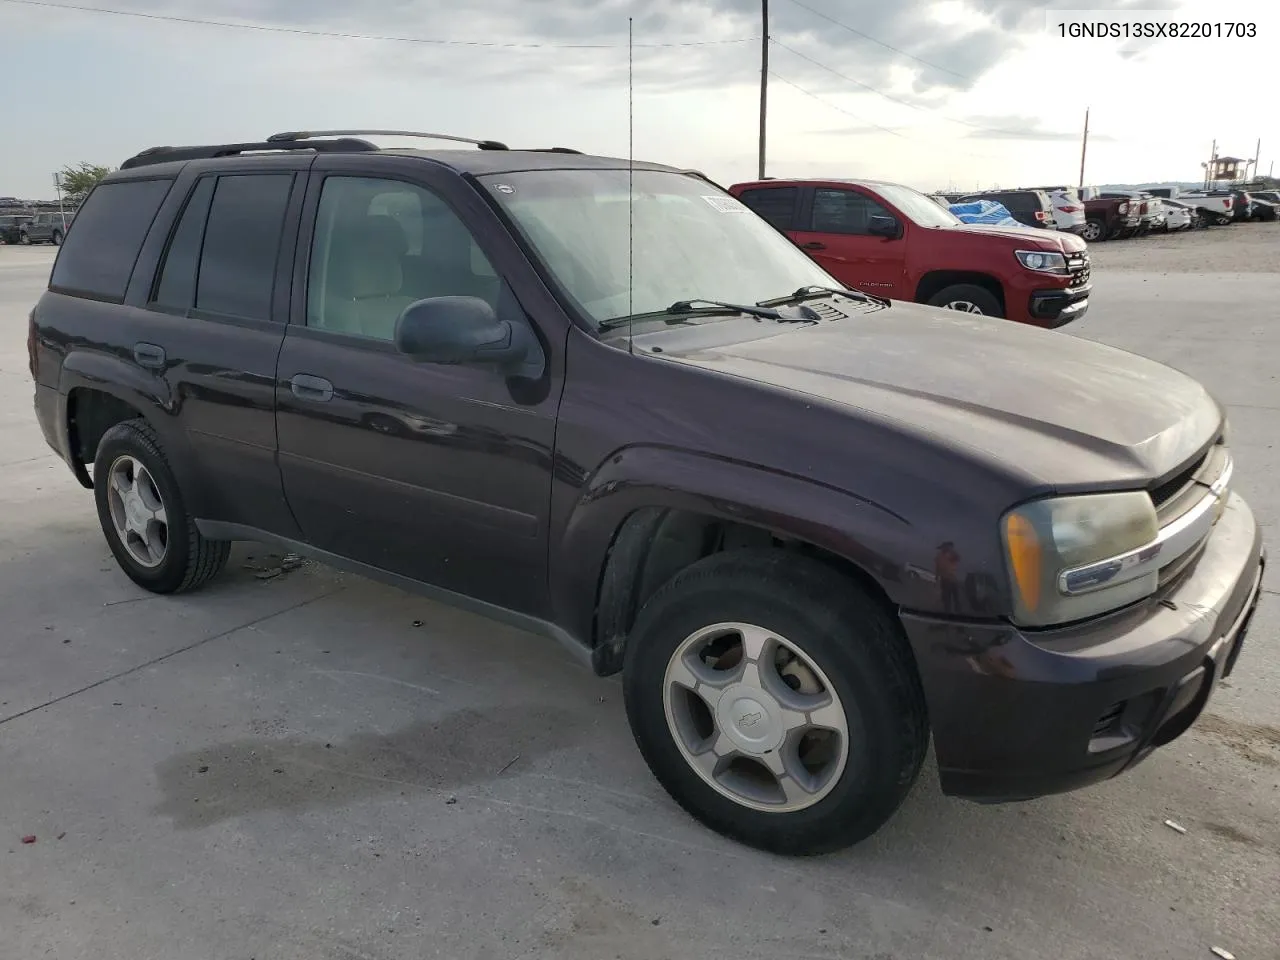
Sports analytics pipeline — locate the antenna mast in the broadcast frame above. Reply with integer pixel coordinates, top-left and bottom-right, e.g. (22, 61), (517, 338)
(627, 16), (635, 354)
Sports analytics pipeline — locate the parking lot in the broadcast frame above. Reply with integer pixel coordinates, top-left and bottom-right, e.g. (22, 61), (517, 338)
(2, 234), (1277, 960)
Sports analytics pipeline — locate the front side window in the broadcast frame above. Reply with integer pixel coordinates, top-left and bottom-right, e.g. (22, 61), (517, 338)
(811, 189), (891, 235)
(482, 169), (836, 328)
(306, 176), (499, 341)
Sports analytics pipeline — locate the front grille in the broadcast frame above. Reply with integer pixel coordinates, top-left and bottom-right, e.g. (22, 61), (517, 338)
(1065, 252), (1090, 288)
(1151, 443), (1228, 521)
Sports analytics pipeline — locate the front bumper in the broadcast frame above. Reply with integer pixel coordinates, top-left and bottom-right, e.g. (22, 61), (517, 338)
(1026, 281), (1091, 327)
(900, 493), (1264, 802)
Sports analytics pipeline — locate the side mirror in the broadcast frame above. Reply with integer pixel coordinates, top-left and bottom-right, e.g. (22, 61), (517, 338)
(394, 296), (534, 373)
(868, 215), (902, 240)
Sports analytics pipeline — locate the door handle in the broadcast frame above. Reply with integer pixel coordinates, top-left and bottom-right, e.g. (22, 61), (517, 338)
(133, 343), (166, 369)
(290, 373), (334, 402)
(800, 241), (826, 250)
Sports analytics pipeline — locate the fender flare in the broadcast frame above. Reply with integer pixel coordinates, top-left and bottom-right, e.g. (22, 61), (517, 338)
(552, 445), (913, 670)
(58, 351), (208, 513)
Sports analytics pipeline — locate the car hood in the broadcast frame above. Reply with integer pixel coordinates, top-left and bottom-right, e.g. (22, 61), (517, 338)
(655, 303), (1221, 489)
(941, 222), (1087, 252)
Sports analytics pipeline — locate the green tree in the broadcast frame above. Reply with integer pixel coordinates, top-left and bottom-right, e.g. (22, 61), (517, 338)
(56, 162), (114, 203)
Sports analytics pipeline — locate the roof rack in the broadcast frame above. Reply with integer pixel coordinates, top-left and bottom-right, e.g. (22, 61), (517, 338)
(267, 129), (511, 151)
(120, 137), (378, 170)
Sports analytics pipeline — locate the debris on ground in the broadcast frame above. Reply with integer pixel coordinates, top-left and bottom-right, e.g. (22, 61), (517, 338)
(411, 620), (423, 628)
(245, 552), (308, 580)
(445, 795), (457, 805)
(497, 754), (521, 775)
(20, 835), (36, 844)
(1211, 947), (1236, 960)
(1164, 819), (1188, 834)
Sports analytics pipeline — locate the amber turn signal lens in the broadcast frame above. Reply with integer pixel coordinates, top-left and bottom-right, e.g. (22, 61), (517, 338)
(1004, 513), (1042, 613)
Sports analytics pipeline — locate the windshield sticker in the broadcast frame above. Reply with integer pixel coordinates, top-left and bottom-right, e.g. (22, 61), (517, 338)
(494, 183), (515, 195)
(701, 195), (747, 213)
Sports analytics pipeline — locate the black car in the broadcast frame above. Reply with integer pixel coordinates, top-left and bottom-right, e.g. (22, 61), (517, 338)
(28, 129), (1265, 855)
(0, 213), (31, 244)
(954, 189), (1058, 230)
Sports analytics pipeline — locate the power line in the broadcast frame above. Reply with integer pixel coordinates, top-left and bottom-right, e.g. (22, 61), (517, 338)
(1, 0), (757, 49)
(771, 39), (1033, 139)
(767, 71), (908, 139)
(779, 0), (974, 82)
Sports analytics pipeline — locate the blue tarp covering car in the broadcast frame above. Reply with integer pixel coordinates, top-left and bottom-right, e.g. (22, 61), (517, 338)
(947, 199), (1020, 227)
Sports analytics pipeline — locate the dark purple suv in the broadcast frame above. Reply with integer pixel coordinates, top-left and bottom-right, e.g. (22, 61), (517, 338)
(28, 130), (1265, 854)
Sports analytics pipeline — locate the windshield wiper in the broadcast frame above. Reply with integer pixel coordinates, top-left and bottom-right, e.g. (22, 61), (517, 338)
(598, 298), (786, 331)
(757, 285), (888, 308)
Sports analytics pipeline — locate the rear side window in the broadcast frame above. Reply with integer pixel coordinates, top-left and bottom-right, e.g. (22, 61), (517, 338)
(50, 179), (172, 300)
(195, 174), (294, 321)
(737, 187), (798, 230)
(152, 177), (216, 311)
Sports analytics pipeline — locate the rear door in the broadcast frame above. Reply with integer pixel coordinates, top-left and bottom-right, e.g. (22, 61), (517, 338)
(273, 156), (561, 617)
(787, 186), (907, 296)
(124, 162), (308, 536)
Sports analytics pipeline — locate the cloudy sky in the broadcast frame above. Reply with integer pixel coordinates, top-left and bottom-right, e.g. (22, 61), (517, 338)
(3, 0), (1276, 198)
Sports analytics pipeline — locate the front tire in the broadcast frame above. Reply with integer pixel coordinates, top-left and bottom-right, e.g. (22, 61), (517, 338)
(93, 420), (230, 594)
(1080, 218), (1105, 242)
(51, 230), (63, 246)
(623, 550), (928, 855)
(19, 231), (31, 245)
(925, 283), (1002, 317)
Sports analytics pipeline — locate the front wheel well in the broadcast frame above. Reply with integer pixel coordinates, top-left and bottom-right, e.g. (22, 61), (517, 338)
(914, 271), (1005, 310)
(591, 508), (902, 676)
(67, 388), (146, 483)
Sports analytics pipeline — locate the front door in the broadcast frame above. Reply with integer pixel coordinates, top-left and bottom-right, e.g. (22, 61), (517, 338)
(789, 187), (907, 297)
(274, 160), (562, 617)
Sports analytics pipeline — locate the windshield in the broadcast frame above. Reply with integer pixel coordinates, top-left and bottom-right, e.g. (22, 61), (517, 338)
(480, 169), (838, 328)
(877, 183), (961, 228)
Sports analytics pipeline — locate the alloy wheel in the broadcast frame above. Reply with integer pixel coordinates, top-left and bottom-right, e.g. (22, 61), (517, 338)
(106, 455), (169, 568)
(662, 621), (850, 813)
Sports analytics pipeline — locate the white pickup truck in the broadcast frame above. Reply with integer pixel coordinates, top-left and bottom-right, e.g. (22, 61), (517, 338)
(1146, 187), (1235, 225)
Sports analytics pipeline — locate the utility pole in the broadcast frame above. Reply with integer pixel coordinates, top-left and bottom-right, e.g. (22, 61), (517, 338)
(758, 0), (769, 180)
(1205, 139), (1216, 189)
(1252, 137), (1261, 181)
(1077, 107), (1089, 190)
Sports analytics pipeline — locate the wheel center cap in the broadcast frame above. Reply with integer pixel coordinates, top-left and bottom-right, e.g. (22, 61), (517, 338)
(126, 496), (147, 528)
(716, 684), (784, 755)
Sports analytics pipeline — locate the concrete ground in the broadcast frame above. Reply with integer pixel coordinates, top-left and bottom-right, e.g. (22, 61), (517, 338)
(2, 234), (1278, 960)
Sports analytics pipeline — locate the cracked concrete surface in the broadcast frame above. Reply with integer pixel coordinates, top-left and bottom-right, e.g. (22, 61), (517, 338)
(1, 240), (1277, 959)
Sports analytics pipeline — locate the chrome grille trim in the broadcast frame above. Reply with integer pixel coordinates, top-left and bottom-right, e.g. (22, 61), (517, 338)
(1059, 453), (1232, 597)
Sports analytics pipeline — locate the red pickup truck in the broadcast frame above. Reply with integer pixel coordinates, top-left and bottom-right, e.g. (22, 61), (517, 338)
(729, 178), (1092, 327)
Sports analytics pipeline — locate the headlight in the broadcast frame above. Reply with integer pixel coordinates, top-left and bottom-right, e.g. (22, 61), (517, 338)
(1119, 202), (1129, 213)
(1014, 250), (1068, 274)
(1001, 491), (1158, 627)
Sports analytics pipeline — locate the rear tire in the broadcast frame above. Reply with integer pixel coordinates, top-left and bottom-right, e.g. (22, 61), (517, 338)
(1080, 218), (1105, 242)
(622, 550), (928, 855)
(925, 283), (1002, 317)
(19, 231), (31, 245)
(93, 420), (230, 594)
(51, 230), (62, 246)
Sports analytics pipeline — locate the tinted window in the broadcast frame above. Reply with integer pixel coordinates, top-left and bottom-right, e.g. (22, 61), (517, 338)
(992, 192), (1037, 213)
(50, 179), (172, 300)
(152, 177), (215, 312)
(195, 174), (293, 320)
(307, 176), (499, 341)
(737, 187), (798, 230)
(811, 188), (891, 235)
